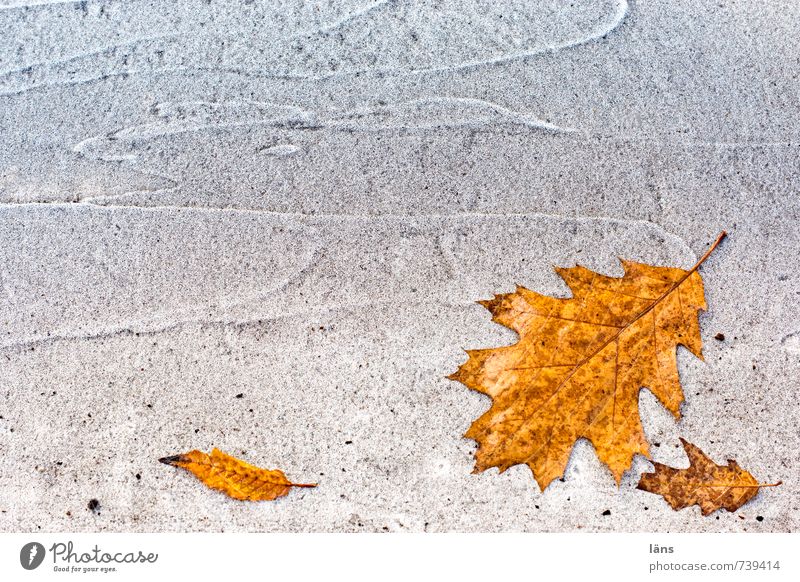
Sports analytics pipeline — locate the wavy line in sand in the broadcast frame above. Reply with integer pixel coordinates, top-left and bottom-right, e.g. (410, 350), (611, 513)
(328, 97), (573, 132)
(0, 205), (693, 351)
(0, 1), (629, 95)
(72, 100), (317, 162)
(69, 95), (571, 203)
(0, 0), (82, 9)
(327, 0), (629, 80)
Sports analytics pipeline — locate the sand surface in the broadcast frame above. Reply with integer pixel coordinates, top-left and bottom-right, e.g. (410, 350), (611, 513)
(0, 0), (798, 532)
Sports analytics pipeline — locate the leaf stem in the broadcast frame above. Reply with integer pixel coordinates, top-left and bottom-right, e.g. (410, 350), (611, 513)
(697, 481), (782, 488)
(688, 231), (727, 273)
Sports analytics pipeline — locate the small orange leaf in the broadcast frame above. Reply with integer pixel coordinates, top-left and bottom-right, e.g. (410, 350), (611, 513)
(637, 439), (781, 515)
(159, 448), (316, 501)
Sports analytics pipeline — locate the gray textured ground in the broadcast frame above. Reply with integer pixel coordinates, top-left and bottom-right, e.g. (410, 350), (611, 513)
(0, 0), (798, 532)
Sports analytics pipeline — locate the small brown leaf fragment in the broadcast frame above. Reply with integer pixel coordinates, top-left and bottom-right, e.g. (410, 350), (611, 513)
(637, 439), (780, 516)
(159, 448), (316, 501)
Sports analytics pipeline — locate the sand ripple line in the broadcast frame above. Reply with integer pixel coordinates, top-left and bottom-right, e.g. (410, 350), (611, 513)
(0, 0), (81, 9)
(317, 0), (391, 34)
(70, 96), (569, 203)
(328, 97), (573, 132)
(330, 0), (629, 79)
(72, 101), (316, 162)
(0, 207), (692, 350)
(0, 0), (628, 94)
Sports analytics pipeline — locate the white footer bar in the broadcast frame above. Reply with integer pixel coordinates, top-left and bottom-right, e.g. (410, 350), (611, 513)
(1, 533), (796, 581)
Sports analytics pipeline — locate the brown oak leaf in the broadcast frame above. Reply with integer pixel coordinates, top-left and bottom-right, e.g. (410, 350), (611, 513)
(637, 438), (780, 515)
(449, 233), (727, 490)
(159, 448), (316, 501)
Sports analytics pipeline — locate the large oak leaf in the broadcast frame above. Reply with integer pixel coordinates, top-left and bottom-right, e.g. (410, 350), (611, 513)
(449, 233), (726, 490)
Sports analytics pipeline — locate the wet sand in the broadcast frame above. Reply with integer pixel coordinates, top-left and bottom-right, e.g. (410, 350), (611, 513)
(0, 0), (798, 532)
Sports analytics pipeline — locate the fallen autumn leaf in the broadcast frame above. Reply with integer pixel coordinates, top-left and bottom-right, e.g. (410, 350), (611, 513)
(159, 448), (316, 501)
(637, 438), (780, 515)
(449, 232), (727, 490)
